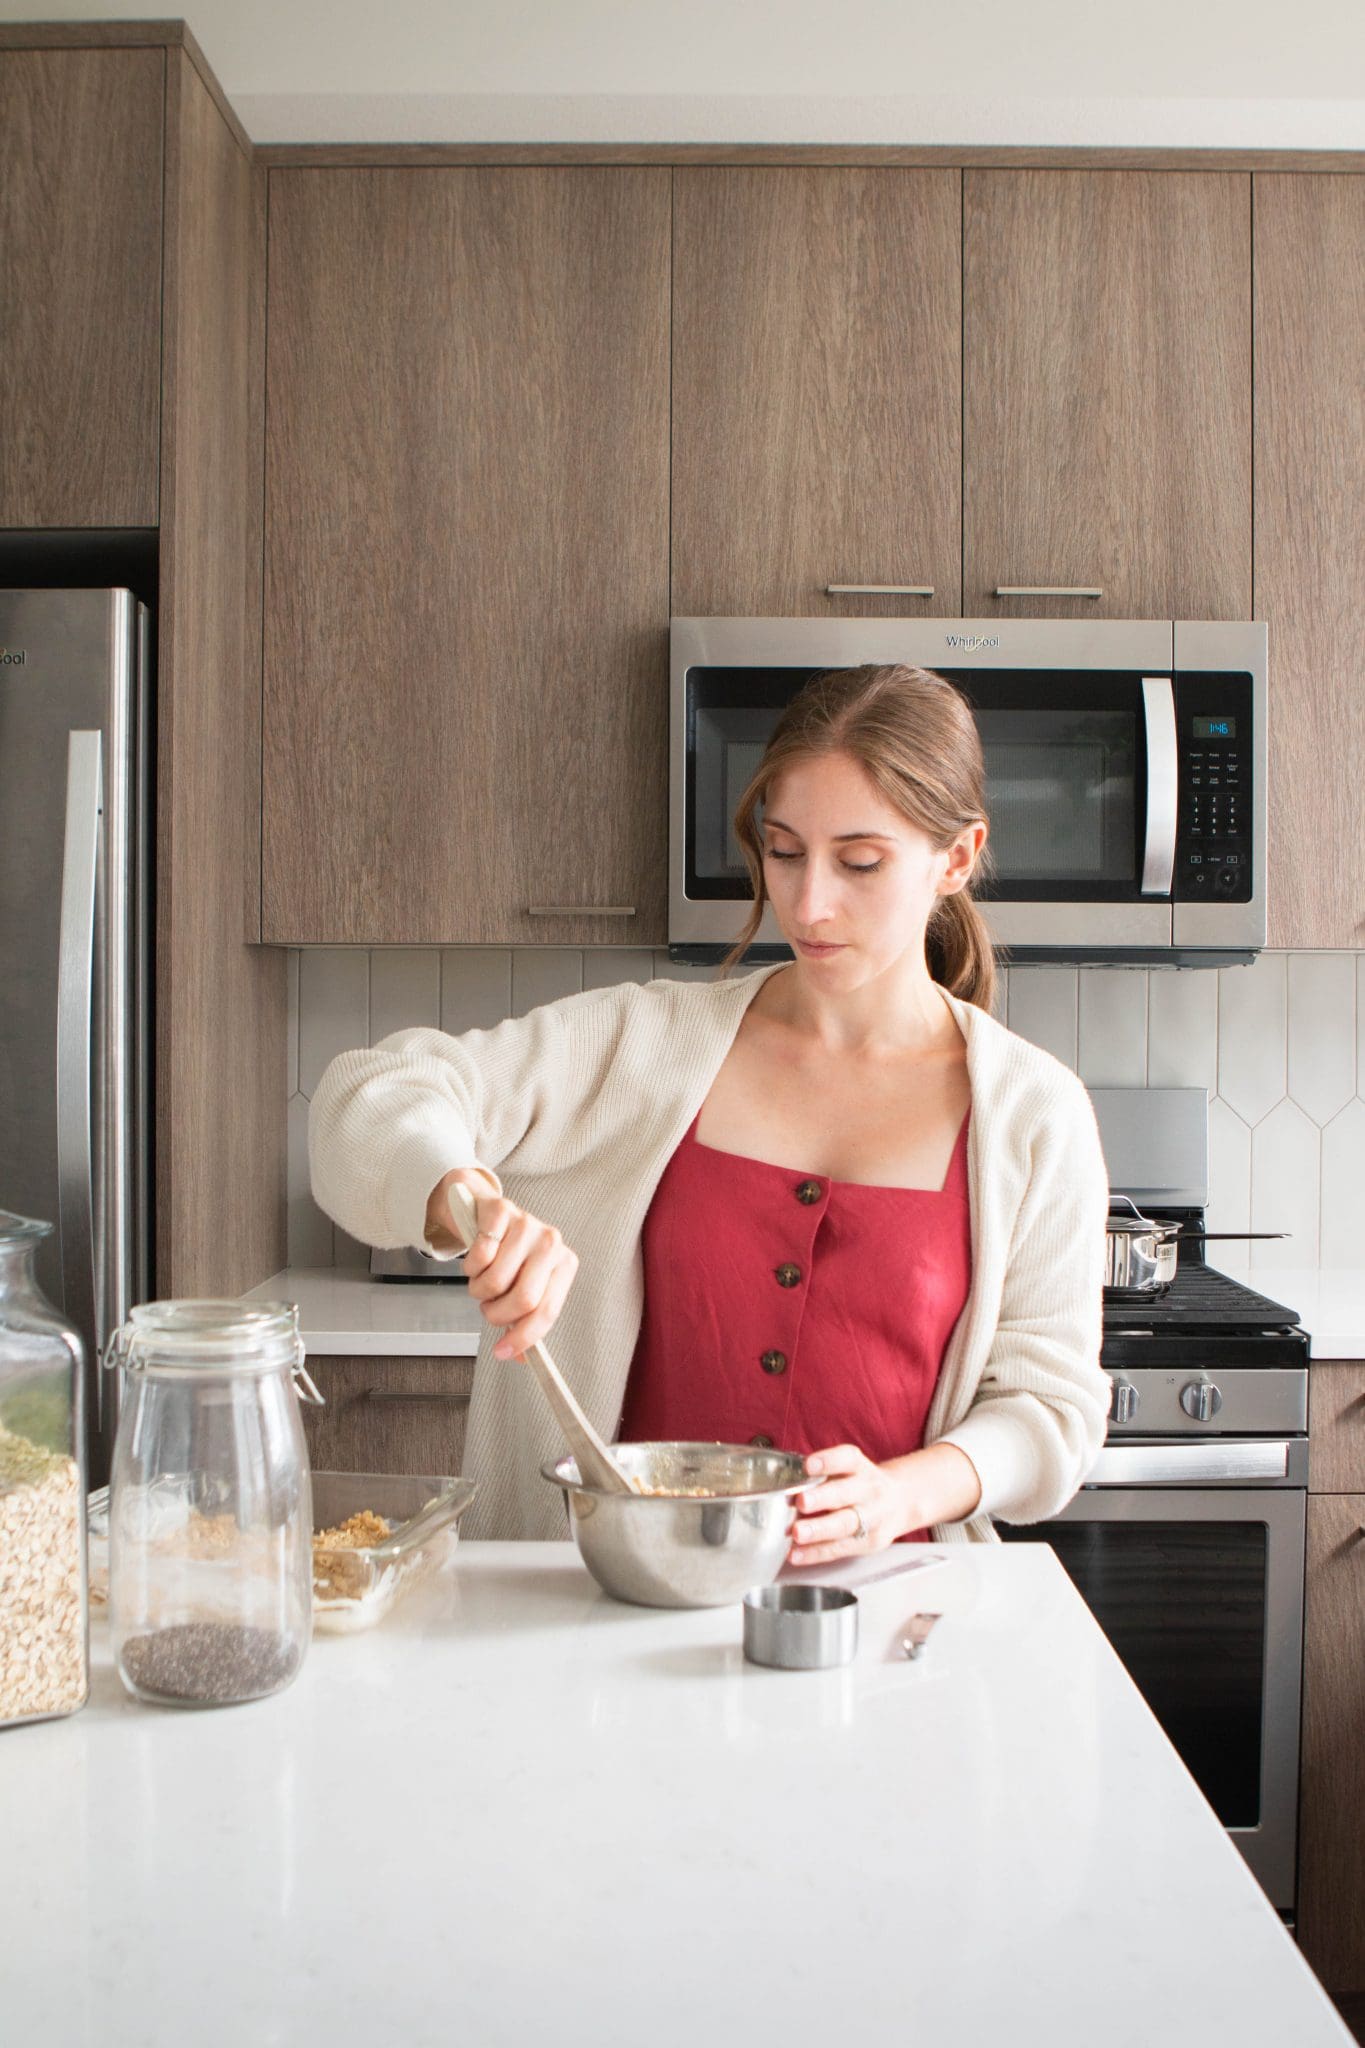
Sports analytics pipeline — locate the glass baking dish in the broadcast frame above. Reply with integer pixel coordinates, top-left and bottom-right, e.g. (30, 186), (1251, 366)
(88, 1471), (477, 1634)
(309, 1471), (477, 1632)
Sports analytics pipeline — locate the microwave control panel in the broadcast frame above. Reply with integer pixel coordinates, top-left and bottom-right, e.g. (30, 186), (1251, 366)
(1173, 676), (1252, 902)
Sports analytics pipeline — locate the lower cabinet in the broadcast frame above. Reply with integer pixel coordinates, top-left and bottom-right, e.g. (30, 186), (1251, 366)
(301, 1355), (475, 1478)
(1299, 1365), (1365, 1991)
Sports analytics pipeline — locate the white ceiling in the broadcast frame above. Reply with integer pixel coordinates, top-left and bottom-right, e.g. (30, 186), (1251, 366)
(3, 0), (1363, 144)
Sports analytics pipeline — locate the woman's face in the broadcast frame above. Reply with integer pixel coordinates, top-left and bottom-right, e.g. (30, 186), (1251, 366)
(760, 750), (985, 982)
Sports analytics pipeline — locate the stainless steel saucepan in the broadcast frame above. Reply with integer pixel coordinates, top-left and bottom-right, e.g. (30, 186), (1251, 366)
(1104, 1195), (1287, 1299)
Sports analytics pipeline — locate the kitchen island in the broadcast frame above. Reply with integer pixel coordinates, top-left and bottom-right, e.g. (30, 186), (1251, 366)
(2, 1543), (1351, 2048)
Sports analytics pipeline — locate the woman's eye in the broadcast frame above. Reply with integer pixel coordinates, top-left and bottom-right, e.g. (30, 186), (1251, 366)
(765, 847), (801, 861)
(842, 860), (883, 875)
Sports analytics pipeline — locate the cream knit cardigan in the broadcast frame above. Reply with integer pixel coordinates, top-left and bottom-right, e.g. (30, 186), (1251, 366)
(309, 966), (1111, 1543)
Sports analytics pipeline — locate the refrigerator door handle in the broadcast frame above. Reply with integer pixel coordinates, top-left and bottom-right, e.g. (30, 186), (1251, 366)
(57, 731), (103, 1417)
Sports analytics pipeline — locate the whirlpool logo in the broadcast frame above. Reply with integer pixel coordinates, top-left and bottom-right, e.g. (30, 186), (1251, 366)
(0, 646), (26, 665)
(943, 634), (1000, 652)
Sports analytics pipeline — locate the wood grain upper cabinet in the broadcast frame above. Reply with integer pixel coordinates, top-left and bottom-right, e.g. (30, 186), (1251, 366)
(262, 168), (670, 946)
(1254, 175), (1365, 949)
(0, 48), (163, 527)
(671, 169), (961, 617)
(964, 171), (1251, 619)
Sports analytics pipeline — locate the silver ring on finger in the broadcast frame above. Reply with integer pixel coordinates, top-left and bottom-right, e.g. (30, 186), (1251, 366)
(851, 1503), (867, 1542)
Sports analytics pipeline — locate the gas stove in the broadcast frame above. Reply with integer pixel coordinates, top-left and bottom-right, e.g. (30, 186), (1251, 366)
(1100, 1206), (1308, 1440)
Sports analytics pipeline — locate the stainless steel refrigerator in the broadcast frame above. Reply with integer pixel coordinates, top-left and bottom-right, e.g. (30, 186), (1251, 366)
(0, 588), (151, 1480)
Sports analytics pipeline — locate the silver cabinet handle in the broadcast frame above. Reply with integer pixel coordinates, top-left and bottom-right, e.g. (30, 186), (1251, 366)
(527, 905), (636, 918)
(1140, 675), (1178, 896)
(57, 732), (102, 1419)
(825, 583), (935, 597)
(363, 1389), (471, 1405)
(993, 585), (1103, 599)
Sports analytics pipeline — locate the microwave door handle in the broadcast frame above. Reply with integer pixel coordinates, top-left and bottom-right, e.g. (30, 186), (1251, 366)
(1140, 676), (1178, 895)
(57, 731), (103, 1421)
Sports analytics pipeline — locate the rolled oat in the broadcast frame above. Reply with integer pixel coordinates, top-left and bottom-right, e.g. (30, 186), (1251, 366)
(0, 1424), (87, 1726)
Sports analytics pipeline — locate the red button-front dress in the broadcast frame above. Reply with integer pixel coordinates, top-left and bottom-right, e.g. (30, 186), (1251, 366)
(619, 1109), (973, 1541)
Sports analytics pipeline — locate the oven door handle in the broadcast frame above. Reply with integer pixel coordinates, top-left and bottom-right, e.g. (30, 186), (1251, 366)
(1085, 1439), (1294, 1486)
(1139, 675), (1178, 896)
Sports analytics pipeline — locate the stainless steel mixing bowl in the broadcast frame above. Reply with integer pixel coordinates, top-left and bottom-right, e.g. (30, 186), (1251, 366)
(541, 1441), (822, 1609)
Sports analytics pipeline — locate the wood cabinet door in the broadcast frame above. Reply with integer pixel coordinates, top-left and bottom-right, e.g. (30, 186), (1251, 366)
(301, 1356), (476, 1476)
(262, 168), (670, 946)
(671, 169), (961, 618)
(964, 171), (1251, 620)
(0, 48), (163, 527)
(1255, 174), (1365, 949)
(1299, 1492), (1365, 1992)
(1309, 1362), (1365, 1495)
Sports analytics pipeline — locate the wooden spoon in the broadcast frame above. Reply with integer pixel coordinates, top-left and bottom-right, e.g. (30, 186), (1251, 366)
(443, 1181), (633, 1495)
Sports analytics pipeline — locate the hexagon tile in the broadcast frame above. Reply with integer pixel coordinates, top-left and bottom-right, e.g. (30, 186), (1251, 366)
(1322, 1100), (1365, 1268)
(1216, 953), (1287, 1127)
(1287, 952), (1356, 1125)
(1249, 1098), (1321, 1269)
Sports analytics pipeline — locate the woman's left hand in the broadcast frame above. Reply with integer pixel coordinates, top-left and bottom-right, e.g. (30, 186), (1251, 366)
(788, 1443), (916, 1565)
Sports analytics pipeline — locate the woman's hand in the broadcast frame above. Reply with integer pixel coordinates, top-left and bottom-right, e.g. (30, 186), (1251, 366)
(425, 1168), (579, 1360)
(788, 1440), (983, 1564)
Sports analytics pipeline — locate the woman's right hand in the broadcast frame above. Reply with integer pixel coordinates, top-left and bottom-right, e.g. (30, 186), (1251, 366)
(425, 1168), (579, 1360)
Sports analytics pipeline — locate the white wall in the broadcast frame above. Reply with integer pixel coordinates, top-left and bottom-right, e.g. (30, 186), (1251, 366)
(2, 0), (1363, 144)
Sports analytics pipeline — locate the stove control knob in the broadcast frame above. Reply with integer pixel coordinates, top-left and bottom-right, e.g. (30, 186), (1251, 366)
(1109, 1376), (1139, 1424)
(1180, 1377), (1224, 1422)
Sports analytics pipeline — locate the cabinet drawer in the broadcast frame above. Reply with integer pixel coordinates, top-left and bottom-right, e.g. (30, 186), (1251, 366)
(1309, 1363), (1365, 1493)
(1298, 1493), (1365, 1991)
(301, 1354), (475, 1477)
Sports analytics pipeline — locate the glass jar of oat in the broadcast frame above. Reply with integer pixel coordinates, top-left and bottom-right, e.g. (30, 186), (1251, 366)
(0, 1211), (89, 1729)
(106, 1301), (322, 1709)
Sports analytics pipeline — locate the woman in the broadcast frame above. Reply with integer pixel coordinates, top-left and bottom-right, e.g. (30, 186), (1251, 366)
(310, 664), (1110, 1549)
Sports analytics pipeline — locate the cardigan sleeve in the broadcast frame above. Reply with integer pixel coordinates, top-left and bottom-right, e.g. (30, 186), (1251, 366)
(308, 983), (635, 1255)
(938, 1071), (1111, 1524)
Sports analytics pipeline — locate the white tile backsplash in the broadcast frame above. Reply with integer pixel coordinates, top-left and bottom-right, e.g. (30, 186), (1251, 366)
(1321, 1099), (1365, 1269)
(1287, 951), (1357, 1124)
(1145, 968), (1219, 1092)
(440, 949), (513, 1034)
(1216, 951), (1287, 1126)
(286, 947), (1365, 1270)
(1250, 1097), (1322, 1268)
(1207, 1097), (1253, 1236)
(1077, 971), (1147, 1087)
(511, 948), (583, 1014)
(370, 949), (441, 1046)
(1005, 966), (1078, 1067)
(297, 949), (370, 1098)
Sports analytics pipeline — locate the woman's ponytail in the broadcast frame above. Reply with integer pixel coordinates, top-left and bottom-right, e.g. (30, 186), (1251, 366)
(926, 891), (997, 1015)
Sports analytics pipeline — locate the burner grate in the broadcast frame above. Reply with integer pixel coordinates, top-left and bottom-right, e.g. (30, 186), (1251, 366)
(1105, 1261), (1298, 1331)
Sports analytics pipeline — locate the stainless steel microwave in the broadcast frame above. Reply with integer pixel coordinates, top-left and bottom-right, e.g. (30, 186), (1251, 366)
(669, 617), (1267, 967)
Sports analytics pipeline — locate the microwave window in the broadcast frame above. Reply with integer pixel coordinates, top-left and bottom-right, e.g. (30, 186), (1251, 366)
(692, 704), (781, 878)
(976, 708), (1137, 883)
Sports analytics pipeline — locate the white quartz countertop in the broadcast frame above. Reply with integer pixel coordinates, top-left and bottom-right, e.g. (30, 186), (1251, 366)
(245, 1266), (483, 1354)
(252, 1264), (1365, 1363)
(1, 1544), (1349, 2048)
(1206, 1261), (1365, 1361)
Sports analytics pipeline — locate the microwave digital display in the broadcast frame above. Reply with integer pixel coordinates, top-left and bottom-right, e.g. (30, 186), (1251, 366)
(1193, 716), (1237, 739)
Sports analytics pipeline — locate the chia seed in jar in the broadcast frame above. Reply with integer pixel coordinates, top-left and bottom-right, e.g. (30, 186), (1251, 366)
(120, 1622), (303, 1706)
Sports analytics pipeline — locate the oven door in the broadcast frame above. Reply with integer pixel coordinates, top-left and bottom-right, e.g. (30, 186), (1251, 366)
(998, 1471), (1305, 1912)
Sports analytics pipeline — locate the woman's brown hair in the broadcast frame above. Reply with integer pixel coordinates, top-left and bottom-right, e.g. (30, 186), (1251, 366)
(720, 663), (996, 1012)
